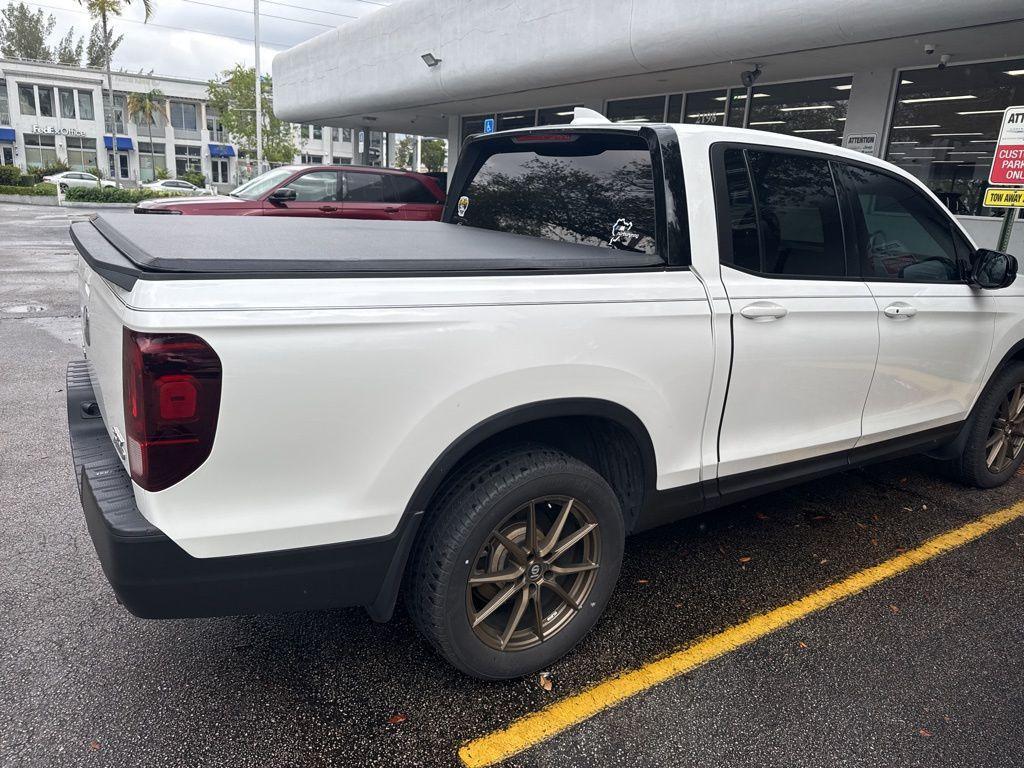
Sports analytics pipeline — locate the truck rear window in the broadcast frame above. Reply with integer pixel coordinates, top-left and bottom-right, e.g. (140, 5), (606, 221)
(453, 133), (658, 255)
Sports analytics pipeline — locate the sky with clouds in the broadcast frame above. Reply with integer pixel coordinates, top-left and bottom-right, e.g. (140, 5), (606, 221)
(30, 0), (390, 81)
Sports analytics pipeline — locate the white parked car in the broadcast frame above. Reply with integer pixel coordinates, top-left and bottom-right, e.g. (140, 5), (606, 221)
(141, 179), (213, 196)
(67, 112), (1022, 680)
(44, 170), (115, 191)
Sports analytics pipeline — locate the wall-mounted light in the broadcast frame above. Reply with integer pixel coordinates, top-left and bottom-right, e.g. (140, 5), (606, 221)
(421, 52), (442, 68)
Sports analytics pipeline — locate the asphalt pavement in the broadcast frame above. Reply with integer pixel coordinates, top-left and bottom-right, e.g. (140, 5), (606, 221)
(1, 202), (1022, 768)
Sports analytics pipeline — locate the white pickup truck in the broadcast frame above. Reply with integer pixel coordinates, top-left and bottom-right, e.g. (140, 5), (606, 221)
(69, 115), (1022, 679)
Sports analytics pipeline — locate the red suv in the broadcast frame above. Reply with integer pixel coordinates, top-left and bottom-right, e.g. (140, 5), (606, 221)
(135, 165), (446, 220)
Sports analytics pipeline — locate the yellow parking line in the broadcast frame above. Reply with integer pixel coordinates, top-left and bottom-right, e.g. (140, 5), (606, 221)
(459, 501), (1024, 768)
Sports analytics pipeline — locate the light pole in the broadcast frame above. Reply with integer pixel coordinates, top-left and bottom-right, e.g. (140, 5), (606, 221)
(254, 0), (264, 173)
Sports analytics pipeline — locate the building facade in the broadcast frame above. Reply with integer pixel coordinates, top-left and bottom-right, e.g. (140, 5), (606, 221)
(0, 58), (246, 189)
(272, 0), (1024, 249)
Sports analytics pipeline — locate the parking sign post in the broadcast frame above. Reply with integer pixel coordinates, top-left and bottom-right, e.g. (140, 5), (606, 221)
(988, 106), (1024, 254)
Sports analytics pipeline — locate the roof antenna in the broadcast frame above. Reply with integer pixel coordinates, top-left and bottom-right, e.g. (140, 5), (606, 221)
(571, 107), (611, 126)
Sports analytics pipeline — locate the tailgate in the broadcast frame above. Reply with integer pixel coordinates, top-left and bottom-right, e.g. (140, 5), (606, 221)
(78, 255), (130, 471)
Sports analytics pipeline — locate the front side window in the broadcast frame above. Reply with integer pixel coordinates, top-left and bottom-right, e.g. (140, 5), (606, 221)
(836, 163), (963, 282)
(230, 167), (295, 200)
(721, 149), (760, 271)
(456, 132), (658, 255)
(283, 170), (341, 201)
(726, 148), (846, 277)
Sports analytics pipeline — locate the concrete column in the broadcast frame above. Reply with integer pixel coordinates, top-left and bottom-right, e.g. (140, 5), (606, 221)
(842, 68), (897, 157)
(446, 115), (460, 186)
(413, 136), (422, 173)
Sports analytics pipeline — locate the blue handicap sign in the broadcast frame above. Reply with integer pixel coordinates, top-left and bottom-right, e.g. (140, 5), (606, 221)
(483, 118), (495, 134)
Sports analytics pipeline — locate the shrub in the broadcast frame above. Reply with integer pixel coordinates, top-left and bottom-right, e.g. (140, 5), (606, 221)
(38, 160), (70, 177)
(180, 170), (206, 188)
(155, 167), (171, 180)
(0, 183), (57, 196)
(0, 164), (21, 186)
(64, 186), (173, 203)
(87, 166), (107, 180)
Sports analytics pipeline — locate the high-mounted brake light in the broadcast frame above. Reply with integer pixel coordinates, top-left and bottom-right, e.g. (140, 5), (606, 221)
(123, 328), (222, 492)
(511, 133), (579, 143)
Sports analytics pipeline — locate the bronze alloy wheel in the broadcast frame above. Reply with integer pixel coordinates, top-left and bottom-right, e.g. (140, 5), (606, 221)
(985, 382), (1024, 473)
(466, 495), (601, 652)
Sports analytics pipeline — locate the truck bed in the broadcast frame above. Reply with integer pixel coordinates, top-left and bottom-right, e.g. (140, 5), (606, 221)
(70, 215), (662, 289)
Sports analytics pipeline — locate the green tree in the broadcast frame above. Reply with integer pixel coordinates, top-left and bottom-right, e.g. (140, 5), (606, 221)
(127, 88), (164, 181)
(54, 27), (84, 64)
(393, 136), (414, 170)
(0, 2), (55, 60)
(79, 0), (154, 186)
(207, 64), (296, 165)
(420, 139), (447, 173)
(86, 21), (121, 68)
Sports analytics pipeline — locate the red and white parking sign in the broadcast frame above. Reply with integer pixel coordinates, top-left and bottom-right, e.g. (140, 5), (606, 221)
(990, 106), (1024, 185)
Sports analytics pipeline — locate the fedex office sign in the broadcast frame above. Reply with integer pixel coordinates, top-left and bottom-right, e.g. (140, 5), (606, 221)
(990, 106), (1024, 185)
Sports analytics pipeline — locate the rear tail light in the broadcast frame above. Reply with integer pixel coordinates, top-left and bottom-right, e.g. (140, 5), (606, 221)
(123, 328), (222, 492)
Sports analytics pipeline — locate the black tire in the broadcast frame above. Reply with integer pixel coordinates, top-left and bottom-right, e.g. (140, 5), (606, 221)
(950, 361), (1024, 488)
(406, 444), (624, 680)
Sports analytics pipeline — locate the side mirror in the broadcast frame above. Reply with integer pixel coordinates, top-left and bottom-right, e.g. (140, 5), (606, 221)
(971, 248), (1018, 290)
(267, 187), (297, 204)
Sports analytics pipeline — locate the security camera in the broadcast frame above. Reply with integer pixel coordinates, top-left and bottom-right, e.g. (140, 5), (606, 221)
(740, 65), (762, 89)
(924, 43), (936, 55)
(938, 53), (952, 70)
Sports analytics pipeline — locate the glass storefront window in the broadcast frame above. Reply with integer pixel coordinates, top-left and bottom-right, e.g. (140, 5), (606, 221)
(606, 95), (666, 122)
(886, 58), (1024, 218)
(666, 94), (683, 123)
(462, 114), (490, 140)
(174, 144), (202, 176)
(138, 141), (166, 181)
(738, 77), (851, 142)
(683, 89), (728, 125)
(537, 105), (580, 125)
(23, 133), (57, 168)
(66, 137), (97, 171)
(496, 110), (536, 131)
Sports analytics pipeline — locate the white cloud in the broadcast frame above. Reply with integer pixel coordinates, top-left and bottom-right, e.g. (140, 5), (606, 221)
(35, 0), (388, 80)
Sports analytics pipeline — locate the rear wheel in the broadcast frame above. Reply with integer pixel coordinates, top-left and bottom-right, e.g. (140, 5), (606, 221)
(951, 362), (1024, 488)
(407, 445), (624, 679)
(59, 183), (68, 193)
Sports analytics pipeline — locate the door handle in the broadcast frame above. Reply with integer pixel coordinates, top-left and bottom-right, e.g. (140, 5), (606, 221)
(740, 302), (788, 322)
(318, 205), (338, 212)
(883, 303), (917, 319)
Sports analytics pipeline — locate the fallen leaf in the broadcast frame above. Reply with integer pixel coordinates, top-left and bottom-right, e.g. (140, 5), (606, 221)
(738, 556), (752, 564)
(636, 579), (649, 584)
(538, 672), (553, 692)
(870, 538), (879, 546)
(811, 515), (828, 522)
(798, 641), (808, 649)
(896, 547), (907, 553)
(922, 505), (928, 511)
(919, 728), (933, 738)
(890, 605), (900, 614)
(756, 512), (770, 521)
(387, 714), (407, 725)
(674, 603), (683, 608)
(856, 522), (868, 529)
(88, 740), (101, 751)
(819, 559), (829, 565)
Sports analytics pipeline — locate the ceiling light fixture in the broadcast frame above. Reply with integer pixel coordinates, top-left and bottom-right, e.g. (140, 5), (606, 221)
(420, 52), (442, 68)
(1005, 69), (1024, 76)
(793, 128), (836, 133)
(899, 95), (976, 103)
(892, 124), (940, 129)
(931, 132), (983, 137)
(779, 105), (835, 112)
(749, 120), (784, 125)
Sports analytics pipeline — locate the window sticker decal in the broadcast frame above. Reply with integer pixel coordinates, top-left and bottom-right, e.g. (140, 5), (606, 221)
(457, 195), (470, 217)
(609, 217), (640, 249)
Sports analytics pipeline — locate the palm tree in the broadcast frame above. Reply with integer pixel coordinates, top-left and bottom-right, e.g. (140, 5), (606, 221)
(79, 0), (155, 185)
(127, 89), (164, 182)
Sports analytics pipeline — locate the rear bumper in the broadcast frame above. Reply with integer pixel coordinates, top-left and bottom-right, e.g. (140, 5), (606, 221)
(67, 359), (421, 621)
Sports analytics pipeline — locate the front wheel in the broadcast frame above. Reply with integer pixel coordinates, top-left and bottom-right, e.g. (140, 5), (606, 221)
(407, 445), (624, 679)
(951, 362), (1024, 488)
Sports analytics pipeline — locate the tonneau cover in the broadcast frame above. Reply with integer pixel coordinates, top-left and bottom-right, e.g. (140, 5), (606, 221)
(70, 215), (662, 289)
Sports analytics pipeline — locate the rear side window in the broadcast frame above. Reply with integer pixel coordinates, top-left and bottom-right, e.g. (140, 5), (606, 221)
(835, 163), (963, 283)
(343, 171), (385, 202)
(743, 149), (846, 277)
(455, 133), (658, 255)
(387, 175), (438, 204)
